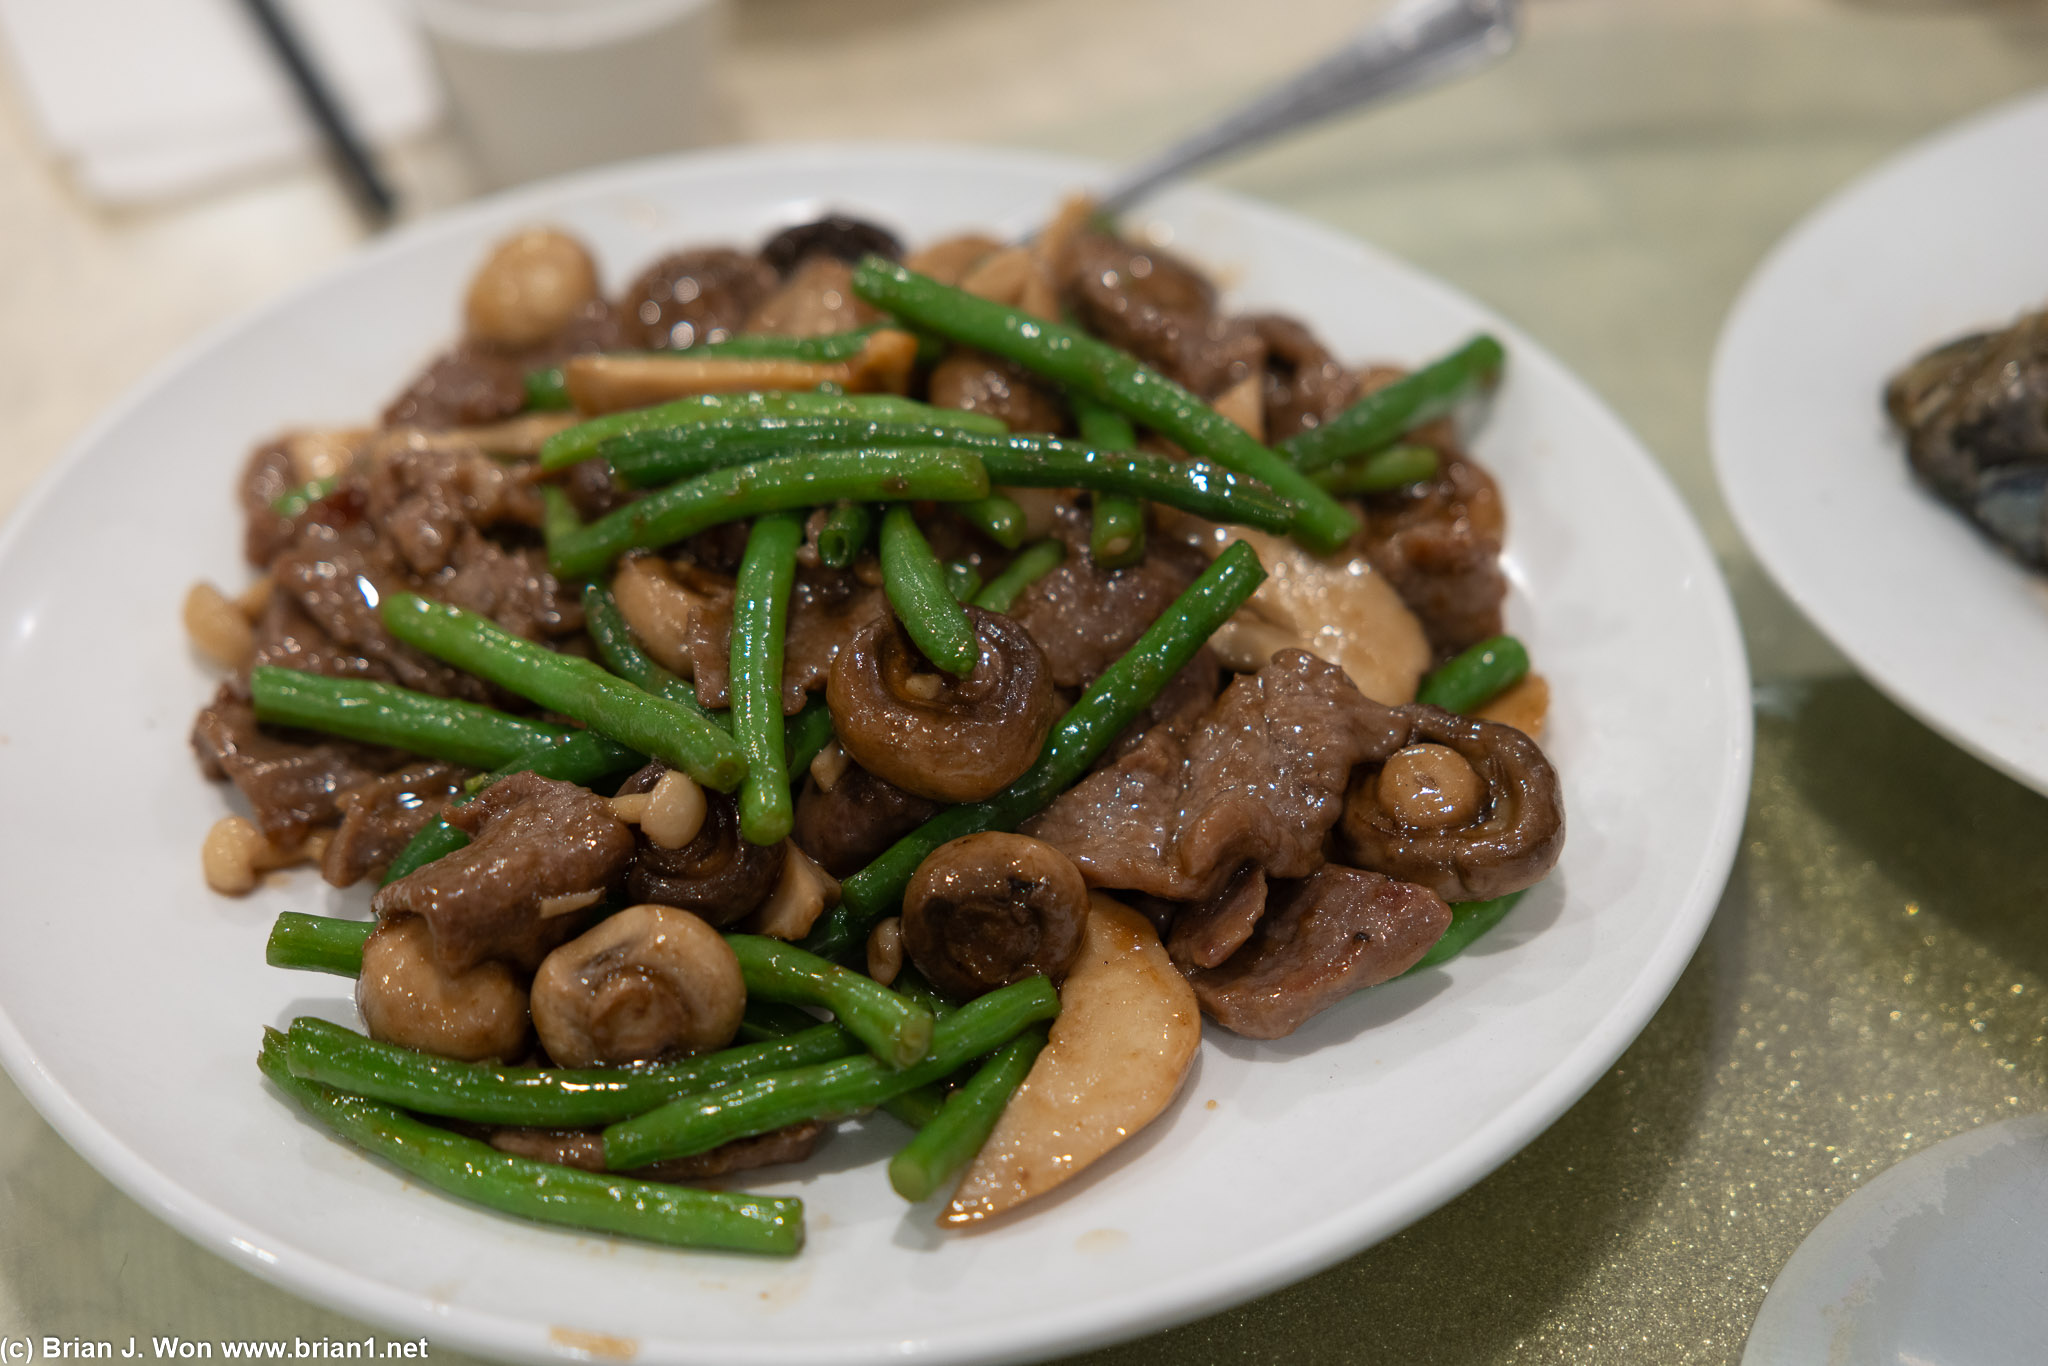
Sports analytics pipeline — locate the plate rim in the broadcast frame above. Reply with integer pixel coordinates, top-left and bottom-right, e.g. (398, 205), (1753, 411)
(0, 139), (1753, 1364)
(1708, 88), (2048, 797)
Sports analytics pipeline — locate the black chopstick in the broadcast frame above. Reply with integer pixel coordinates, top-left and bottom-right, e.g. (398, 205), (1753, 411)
(237, 0), (397, 224)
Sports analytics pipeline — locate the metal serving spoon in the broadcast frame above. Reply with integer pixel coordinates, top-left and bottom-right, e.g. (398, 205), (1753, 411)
(1087, 0), (1522, 223)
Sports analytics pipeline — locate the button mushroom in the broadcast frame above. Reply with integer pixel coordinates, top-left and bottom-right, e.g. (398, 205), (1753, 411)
(464, 229), (600, 351)
(621, 768), (787, 926)
(530, 904), (746, 1067)
(1339, 707), (1565, 903)
(827, 605), (1056, 804)
(901, 833), (1090, 999)
(356, 915), (530, 1063)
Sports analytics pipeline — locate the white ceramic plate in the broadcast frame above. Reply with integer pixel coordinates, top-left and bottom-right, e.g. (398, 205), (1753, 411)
(1712, 91), (2048, 795)
(0, 145), (1748, 1365)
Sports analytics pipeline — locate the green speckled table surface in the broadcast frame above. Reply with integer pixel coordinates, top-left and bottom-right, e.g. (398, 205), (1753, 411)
(4, 2), (2048, 1362)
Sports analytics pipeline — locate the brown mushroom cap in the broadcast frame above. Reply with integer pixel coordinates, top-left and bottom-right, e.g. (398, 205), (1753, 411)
(356, 916), (530, 1063)
(1339, 706), (1565, 902)
(901, 833), (1089, 999)
(621, 766), (787, 925)
(530, 904), (745, 1067)
(827, 605), (1056, 803)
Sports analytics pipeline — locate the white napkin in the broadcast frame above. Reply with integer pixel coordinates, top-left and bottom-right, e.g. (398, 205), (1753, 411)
(0, 0), (441, 204)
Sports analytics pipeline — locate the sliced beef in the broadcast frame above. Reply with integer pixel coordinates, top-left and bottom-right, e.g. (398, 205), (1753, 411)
(359, 439), (542, 578)
(927, 349), (1067, 434)
(241, 438), (302, 567)
(688, 566), (883, 712)
(1025, 650), (1410, 900)
(1063, 231), (1264, 397)
(372, 771), (635, 974)
(269, 523), (492, 701)
(1252, 314), (1360, 443)
(1358, 455), (1507, 659)
(382, 346), (528, 430)
(1175, 649), (1410, 886)
(192, 688), (400, 843)
(1104, 647), (1221, 764)
(618, 248), (778, 351)
(622, 772), (786, 926)
(1189, 866), (1450, 1038)
(486, 1120), (823, 1183)
(1166, 864), (1267, 971)
(1024, 724), (1195, 897)
(793, 763), (943, 878)
(321, 761), (470, 888)
(431, 527), (582, 641)
(1012, 523), (1208, 689)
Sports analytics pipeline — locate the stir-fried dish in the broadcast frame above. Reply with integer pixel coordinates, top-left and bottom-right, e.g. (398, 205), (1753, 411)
(186, 204), (1564, 1255)
(1888, 304), (2048, 565)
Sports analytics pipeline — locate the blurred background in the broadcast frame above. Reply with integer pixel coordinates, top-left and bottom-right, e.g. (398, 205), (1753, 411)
(4, 1), (2048, 1362)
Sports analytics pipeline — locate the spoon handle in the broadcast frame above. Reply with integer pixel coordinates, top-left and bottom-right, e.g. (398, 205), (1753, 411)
(1092, 0), (1521, 221)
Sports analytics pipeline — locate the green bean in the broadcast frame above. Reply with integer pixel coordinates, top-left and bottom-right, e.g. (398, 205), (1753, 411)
(815, 501), (873, 568)
(724, 934), (934, 1069)
(1072, 395), (1146, 568)
(257, 1030), (803, 1255)
(1404, 891), (1527, 974)
(879, 506), (979, 676)
(972, 538), (1064, 614)
(1311, 443), (1440, 495)
(882, 1085), (948, 1130)
(602, 975), (1059, 1169)
(266, 913), (373, 976)
(249, 666), (565, 770)
(803, 539), (1265, 959)
(579, 582), (731, 731)
(737, 1000), (823, 1041)
(784, 698), (835, 781)
(541, 391), (994, 470)
(382, 593), (746, 790)
(550, 449), (991, 580)
(733, 997), (938, 1129)
(381, 729), (640, 884)
(271, 475), (337, 518)
(945, 560), (983, 603)
(1414, 634), (1530, 714)
(524, 366), (572, 411)
(540, 484), (584, 556)
(604, 414), (1008, 488)
(732, 513), (802, 845)
(283, 1015), (861, 1128)
(1280, 335), (1505, 472)
(955, 494), (1026, 550)
(889, 967), (959, 1018)
(888, 1025), (1047, 1202)
(850, 257), (1358, 552)
(608, 423), (1294, 535)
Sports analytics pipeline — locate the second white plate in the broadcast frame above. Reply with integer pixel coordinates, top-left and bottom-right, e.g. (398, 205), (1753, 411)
(0, 144), (1749, 1365)
(1712, 90), (2048, 794)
